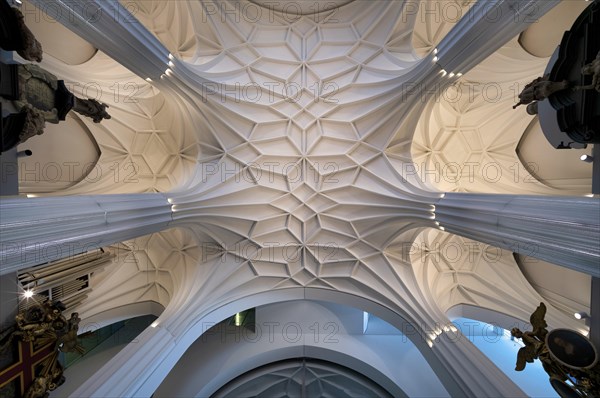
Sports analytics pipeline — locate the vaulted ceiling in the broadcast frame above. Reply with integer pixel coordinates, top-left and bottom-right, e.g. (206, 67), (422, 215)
(13, 2), (593, 393)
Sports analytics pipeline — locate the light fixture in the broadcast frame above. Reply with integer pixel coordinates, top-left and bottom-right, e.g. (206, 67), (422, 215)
(456, 73), (462, 77)
(580, 154), (594, 163)
(151, 321), (159, 328)
(433, 48), (438, 55)
(440, 69), (447, 77)
(234, 312), (242, 326)
(145, 78), (153, 82)
(432, 56), (438, 62)
(449, 72), (455, 78)
(574, 311), (589, 320)
(23, 290), (33, 298)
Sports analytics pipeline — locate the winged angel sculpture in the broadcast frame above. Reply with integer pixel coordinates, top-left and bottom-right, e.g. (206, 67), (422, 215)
(511, 303), (600, 397)
(511, 303), (564, 378)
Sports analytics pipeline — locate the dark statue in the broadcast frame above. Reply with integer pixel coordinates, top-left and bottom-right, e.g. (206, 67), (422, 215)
(11, 7), (43, 63)
(0, 0), (43, 62)
(574, 51), (600, 92)
(536, 0), (599, 145)
(1, 0), (111, 153)
(73, 97), (112, 124)
(512, 303), (600, 397)
(513, 75), (570, 109)
(1, 63), (111, 152)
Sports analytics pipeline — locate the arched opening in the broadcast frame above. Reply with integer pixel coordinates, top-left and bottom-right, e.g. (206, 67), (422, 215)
(516, 118), (592, 194)
(154, 299), (448, 397)
(518, 1), (590, 58)
(18, 114), (101, 194)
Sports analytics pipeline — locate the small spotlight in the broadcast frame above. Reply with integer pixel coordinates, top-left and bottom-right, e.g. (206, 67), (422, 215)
(432, 56), (438, 62)
(151, 321), (159, 328)
(23, 290), (33, 298)
(456, 73), (462, 77)
(449, 72), (455, 78)
(440, 69), (447, 77)
(580, 154), (594, 163)
(574, 312), (589, 320)
(145, 78), (153, 82)
(433, 48), (438, 55)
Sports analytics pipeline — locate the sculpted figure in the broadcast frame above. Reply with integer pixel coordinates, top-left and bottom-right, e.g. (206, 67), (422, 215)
(24, 376), (49, 398)
(574, 51), (600, 92)
(1, 63), (111, 151)
(512, 303), (549, 371)
(12, 7), (43, 62)
(0, 2), (43, 62)
(0, 299), (75, 398)
(73, 97), (112, 123)
(57, 312), (85, 355)
(513, 76), (570, 109)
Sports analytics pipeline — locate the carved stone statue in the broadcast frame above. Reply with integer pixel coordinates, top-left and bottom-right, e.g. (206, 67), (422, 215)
(0, 0), (43, 62)
(12, 7), (43, 63)
(574, 51), (600, 92)
(1, 63), (111, 152)
(73, 97), (111, 124)
(513, 75), (570, 109)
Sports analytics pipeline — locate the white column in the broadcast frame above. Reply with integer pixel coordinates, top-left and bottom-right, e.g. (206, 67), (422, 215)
(430, 333), (527, 397)
(435, 0), (560, 74)
(0, 194), (172, 274)
(26, 0), (169, 81)
(436, 193), (600, 277)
